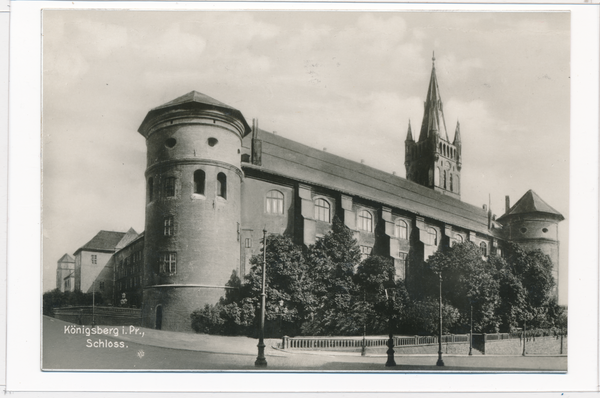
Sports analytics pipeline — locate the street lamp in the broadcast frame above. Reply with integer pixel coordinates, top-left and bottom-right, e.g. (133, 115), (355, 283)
(436, 273), (445, 367)
(255, 229), (268, 368)
(469, 304), (473, 356)
(385, 288), (396, 367)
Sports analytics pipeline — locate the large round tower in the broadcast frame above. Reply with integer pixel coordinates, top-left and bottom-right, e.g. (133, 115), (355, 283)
(138, 91), (251, 331)
(497, 190), (565, 298)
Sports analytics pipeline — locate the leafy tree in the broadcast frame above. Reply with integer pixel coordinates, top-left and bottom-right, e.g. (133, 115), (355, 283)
(302, 217), (362, 335)
(425, 242), (500, 332)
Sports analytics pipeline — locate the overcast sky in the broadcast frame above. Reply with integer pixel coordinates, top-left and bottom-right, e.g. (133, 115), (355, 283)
(42, 10), (570, 304)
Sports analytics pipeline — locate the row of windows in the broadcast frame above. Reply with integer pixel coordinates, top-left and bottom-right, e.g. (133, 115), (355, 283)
(148, 171), (227, 202)
(117, 276), (141, 291)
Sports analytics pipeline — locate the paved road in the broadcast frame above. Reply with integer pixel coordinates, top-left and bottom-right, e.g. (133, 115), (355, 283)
(43, 317), (566, 372)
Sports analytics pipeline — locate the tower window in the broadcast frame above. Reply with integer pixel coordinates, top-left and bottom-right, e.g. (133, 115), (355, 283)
(164, 177), (176, 197)
(427, 227), (437, 246)
(217, 173), (227, 199)
(245, 238), (252, 248)
(208, 137), (218, 147)
(266, 190), (284, 214)
(358, 210), (373, 232)
(443, 170), (447, 189)
(520, 227), (528, 234)
(164, 216), (174, 236)
(148, 177), (154, 202)
(159, 252), (177, 274)
(194, 170), (205, 195)
(480, 242), (488, 257)
(314, 198), (331, 222)
(542, 228), (549, 233)
(91, 254), (97, 264)
(395, 219), (408, 240)
(165, 138), (177, 148)
(450, 173), (453, 192)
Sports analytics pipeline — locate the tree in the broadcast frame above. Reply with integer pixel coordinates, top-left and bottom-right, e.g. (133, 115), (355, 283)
(425, 242), (500, 333)
(302, 217), (362, 335)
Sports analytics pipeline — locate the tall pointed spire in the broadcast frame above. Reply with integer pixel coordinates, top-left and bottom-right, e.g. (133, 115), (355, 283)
(453, 120), (461, 145)
(418, 52), (449, 142)
(405, 119), (414, 142)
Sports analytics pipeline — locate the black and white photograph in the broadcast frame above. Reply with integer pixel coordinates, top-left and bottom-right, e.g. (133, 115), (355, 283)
(39, 9), (573, 373)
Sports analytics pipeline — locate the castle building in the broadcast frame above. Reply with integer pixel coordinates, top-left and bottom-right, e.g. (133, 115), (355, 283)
(63, 58), (564, 332)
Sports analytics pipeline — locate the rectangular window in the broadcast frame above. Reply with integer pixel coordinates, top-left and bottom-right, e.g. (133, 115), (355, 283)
(165, 177), (176, 197)
(91, 255), (97, 264)
(99, 281), (105, 290)
(360, 245), (372, 259)
(159, 252), (177, 274)
(398, 252), (407, 267)
(164, 216), (174, 236)
(245, 238), (252, 248)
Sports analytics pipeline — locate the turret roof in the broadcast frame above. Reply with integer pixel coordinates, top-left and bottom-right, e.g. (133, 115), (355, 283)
(138, 91), (251, 137)
(405, 120), (414, 142)
(57, 253), (74, 263)
(497, 190), (564, 222)
(419, 54), (449, 142)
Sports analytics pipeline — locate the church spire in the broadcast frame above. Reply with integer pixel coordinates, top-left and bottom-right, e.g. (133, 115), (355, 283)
(453, 120), (461, 145)
(418, 52), (449, 142)
(405, 119), (414, 142)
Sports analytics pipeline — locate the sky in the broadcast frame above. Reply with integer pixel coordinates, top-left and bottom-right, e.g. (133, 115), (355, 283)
(41, 10), (570, 304)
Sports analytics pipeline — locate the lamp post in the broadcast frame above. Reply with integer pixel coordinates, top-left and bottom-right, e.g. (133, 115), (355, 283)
(469, 304), (473, 356)
(436, 273), (445, 367)
(385, 288), (396, 367)
(92, 281), (96, 327)
(255, 229), (268, 367)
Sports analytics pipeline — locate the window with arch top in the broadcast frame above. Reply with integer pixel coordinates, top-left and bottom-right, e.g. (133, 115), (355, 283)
(266, 190), (284, 214)
(314, 198), (331, 222)
(217, 173), (227, 199)
(358, 210), (373, 232)
(395, 219), (408, 240)
(194, 170), (205, 195)
(427, 227), (438, 246)
(453, 234), (464, 246)
(480, 241), (488, 256)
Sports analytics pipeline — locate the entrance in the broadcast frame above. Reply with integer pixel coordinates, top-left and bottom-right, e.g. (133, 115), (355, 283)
(155, 305), (162, 330)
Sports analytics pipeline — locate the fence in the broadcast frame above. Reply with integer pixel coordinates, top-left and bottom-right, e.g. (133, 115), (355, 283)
(52, 306), (142, 326)
(281, 334), (470, 350)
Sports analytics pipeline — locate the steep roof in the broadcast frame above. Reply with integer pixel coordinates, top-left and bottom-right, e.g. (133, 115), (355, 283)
(419, 54), (449, 142)
(497, 190), (564, 222)
(138, 91), (251, 138)
(115, 228), (139, 250)
(244, 130), (493, 236)
(57, 253), (74, 263)
(74, 230), (127, 255)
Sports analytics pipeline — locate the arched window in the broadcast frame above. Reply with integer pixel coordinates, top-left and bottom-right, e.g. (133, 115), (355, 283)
(194, 170), (205, 195)
(358, 210), (373, 232)
(217, 173), (227, 199)
(314, 198), (330, 222)
(148, 177), (154, 202)
(480, 241), (488, 256)
(395, 219), (408, 240)
(427, 227), (438, 246)
(453, 234), (464, 246)
(443, 170), (447, 189)
(450, 173), (453, 192)
(266, 190), (284, 214)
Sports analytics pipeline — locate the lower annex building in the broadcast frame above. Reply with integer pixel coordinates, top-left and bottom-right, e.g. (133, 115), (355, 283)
(60, 59), (564, 332)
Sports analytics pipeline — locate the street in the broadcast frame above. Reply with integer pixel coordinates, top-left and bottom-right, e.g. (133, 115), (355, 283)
(43, 317), (566, 372)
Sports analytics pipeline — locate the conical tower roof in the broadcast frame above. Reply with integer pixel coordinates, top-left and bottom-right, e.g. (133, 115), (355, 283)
(497, 190), (564, 222)
(419, 53), (449, 142)
(405, 120), (414, 142)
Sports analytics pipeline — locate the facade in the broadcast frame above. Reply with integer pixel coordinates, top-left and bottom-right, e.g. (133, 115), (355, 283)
(55, 253), (75, 292)
(59, 59), (563, 332)
(132, 60), (564, 332)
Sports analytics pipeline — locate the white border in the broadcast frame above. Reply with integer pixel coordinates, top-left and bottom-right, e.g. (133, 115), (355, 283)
(7, 1), (599, 393)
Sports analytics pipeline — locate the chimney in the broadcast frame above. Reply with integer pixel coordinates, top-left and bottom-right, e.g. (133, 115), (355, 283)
(505, 195), (510, 213)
